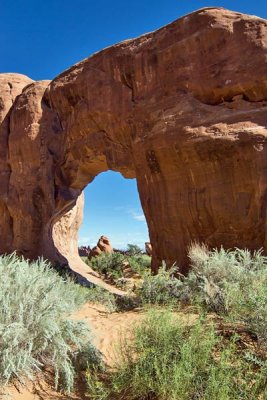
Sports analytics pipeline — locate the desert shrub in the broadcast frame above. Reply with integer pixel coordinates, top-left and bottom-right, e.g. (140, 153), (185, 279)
(115, 294), (140, 311)
(180, 269), (227, 314)
(126, 244), (143, 256)
(81, 285), (139, 312)
(87, 253), (126, 280)
(74, 341), (103, 372)
(87, 310), (267, 399)
(0, 254), (100, 392)
(188, 243), (267, 285)
(82, 286), (118, 312)
(137, 264), (183, 306)
(225, 274), (267, 344)
(126, 244), (151, 275)
(127, 254), (151, 276)
(187, 244), (267, 344)
(86, 368), (110, 400)
(87, 248), (151, 282)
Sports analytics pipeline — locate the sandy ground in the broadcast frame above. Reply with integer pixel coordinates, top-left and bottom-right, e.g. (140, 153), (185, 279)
(74, 303), (146, 366)
(2, 303), (198, 400)
(1, 304), (145, 400)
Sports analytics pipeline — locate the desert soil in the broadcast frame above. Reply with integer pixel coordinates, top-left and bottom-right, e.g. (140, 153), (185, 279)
(2, 303), (197, 400)
(1, 303), (145, 400)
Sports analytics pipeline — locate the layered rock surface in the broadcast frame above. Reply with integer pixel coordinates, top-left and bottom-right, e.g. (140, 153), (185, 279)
(0, 7), (267, 276)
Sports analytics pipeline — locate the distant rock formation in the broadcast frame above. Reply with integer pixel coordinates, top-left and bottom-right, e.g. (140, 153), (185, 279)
(0, 8), (267, 275)
(89, 236), (113, 258)
(78, 246), (91, 257)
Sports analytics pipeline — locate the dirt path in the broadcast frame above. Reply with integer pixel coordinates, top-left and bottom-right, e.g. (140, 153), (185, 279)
(1, 304), (145, 400)
(74, 303), (146, 366)
(2, 303), (198, 399)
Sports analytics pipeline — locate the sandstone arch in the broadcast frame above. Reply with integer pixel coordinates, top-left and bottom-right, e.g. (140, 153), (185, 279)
(1, 8), (267, 283)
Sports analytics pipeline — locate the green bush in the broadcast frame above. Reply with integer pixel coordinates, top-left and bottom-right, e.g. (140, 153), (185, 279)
(82, 286), (118, 312)
(87, 244), (267, 349)
(83, 285), (140, 312)
(188, 243), (267, 286)
(87, 249), (150, 282)
(187, 244), (267, 344)
(127, 254), (151, 276)
(87, 252), (126, 280)
(225, 273), (267, 344)
(87, 310), (267, 399)
(126, 244), (143, 256)
(137, 263), (183, 306)
(125, 243), (151, 275)
(0, 254), (100, 392)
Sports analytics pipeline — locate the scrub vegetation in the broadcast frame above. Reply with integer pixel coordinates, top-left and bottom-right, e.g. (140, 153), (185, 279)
(0, 254), (100, 393)
(2, 244), (267, 399)
(85, 244), (267, 399)
(86, 310), (267, 399)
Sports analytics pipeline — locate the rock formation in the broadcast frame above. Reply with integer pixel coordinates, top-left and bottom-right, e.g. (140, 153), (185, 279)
(89, 236), (113, 259)
(0, 8), (267, 277)
(78, 246), (91, 257)
(145, 242), (152, 257)
(53, 192), (84, 263)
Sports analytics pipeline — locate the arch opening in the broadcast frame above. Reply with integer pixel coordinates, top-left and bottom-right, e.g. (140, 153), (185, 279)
(78, 171), (149, 253)
(48, 170), (151, 289)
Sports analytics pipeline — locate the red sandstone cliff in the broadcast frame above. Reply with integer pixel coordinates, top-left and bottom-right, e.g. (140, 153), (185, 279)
(0, 8), (267, 279)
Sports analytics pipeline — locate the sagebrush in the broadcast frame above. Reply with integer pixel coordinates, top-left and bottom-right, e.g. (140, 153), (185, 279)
(187, 243), (267, 344)
(0, 254), (100, 392)
(87, 310), (267, 399)
(137, 263), (183, 306)
(86, 246), (150, 283)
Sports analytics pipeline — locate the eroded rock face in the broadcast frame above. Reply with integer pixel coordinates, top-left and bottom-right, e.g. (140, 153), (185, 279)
(53, 192), (84, 263)
(0, 73), (33, 254)
(1, 8), (267, 274)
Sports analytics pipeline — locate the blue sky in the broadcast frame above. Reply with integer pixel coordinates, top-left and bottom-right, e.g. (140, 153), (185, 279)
(1, 1), (266, 249)
(79, 172), (148, 249)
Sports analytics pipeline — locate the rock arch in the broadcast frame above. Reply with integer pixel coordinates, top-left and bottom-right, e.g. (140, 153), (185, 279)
(1, 8), (267, 282)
